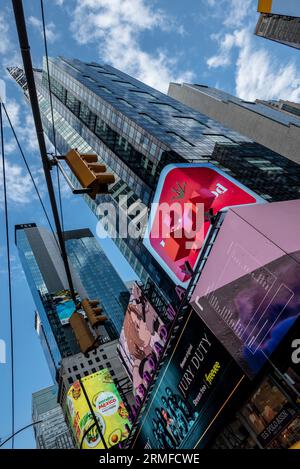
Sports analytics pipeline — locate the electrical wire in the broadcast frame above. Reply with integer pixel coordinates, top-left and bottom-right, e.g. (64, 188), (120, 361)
(1, 102), (60, 251)
(0, 104), (15, 449)
(40, 0), (65, 233)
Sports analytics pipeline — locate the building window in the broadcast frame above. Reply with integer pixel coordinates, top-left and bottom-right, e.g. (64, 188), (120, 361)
(103, 354), (108, 360)
(95, 357), (100, 363)
(75, 374), (81, 380)
(73, 366), (78, 371)
(67, 377), (73, 385)
(88, 360), (93, 365)
(91, 368), (97, 373)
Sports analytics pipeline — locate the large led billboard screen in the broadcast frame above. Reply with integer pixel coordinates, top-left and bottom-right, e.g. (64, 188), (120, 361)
(143, 163), (262, 288)
(132, 309), (244, 449)
(118, 283), (168, 400)
(190, 200), (300, 379)
(66, 369), (131, 449)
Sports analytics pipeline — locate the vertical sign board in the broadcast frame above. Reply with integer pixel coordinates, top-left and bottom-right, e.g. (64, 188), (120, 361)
(143, 164), (262, 288)
(132, 309), (245, 449)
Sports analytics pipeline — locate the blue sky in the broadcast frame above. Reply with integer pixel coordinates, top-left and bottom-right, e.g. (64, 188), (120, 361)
(0, 0), (299, 449)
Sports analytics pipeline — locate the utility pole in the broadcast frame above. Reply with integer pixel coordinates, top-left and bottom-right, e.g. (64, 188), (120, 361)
(11, 0), (77, 303)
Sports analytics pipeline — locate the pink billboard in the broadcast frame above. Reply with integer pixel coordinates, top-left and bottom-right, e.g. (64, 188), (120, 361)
(118, 283), (168, 400)
(143, 163), (263, 288)
(190, 200), (300, 378)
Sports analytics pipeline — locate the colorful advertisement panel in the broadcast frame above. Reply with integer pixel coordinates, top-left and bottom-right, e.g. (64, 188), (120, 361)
(143, 164), (262, 287)
(51, 289), (78, 325)
(118, 283), (168, 399)
(190, 200), (300, 379)
(258, 0), (300, 17)
(66, 369), (131, 449)
(132, 309), (244, 449)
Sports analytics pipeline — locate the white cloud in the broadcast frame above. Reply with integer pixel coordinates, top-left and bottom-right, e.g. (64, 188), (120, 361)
(28, 16), (60, 44)
(54, 0), (64, 5)
(235, 30), (300, 101)
(70, 0), (194, 92)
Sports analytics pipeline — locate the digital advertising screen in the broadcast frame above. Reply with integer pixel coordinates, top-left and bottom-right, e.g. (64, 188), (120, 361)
(51, 289), (78, 325)
(118, 283), (168, 399)
(190, 200), (300, 379)
(66, 369), (131, 449)
(132, 309), (244, 449)
(143, 163), (262, 287)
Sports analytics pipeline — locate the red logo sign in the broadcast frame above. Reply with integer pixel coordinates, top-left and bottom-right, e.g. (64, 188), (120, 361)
(143, 164), (263, 287)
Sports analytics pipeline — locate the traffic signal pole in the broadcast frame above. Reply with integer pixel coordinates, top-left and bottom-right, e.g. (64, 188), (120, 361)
(11, 0), (77, 303)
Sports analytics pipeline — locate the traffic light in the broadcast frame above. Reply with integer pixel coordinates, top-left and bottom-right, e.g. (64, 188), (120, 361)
(65, 149), (115, 199)
(81, 298), (108, 328)
(69, 311), (98, 354)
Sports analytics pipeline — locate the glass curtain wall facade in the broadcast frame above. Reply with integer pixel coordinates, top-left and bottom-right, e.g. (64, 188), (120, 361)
(32, 385), (74, 449)
(10, 58), (300, 303)
(15, 224), (79, 381)
(63, 228), (129, 335)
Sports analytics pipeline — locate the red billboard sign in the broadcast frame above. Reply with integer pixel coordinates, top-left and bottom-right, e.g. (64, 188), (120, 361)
(143, 164), (263, 287)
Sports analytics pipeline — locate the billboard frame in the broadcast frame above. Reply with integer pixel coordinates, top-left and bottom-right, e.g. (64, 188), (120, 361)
(143, 163), (265, 287)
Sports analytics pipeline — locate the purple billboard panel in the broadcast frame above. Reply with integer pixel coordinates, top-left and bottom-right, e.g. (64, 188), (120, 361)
(190, 200), (300, 379)
(118, 283), (168, 400)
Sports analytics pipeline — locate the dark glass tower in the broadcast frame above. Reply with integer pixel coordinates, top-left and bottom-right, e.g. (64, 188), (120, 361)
(9, 58), (300, 305)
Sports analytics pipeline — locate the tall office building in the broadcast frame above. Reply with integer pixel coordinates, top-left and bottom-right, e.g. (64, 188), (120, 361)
(16, 224), (128, 380)
(255, 0), (300, 49)
(64, 228), (129, 335)
(168, 83), (300, 166)
(32, 385), (74, 449)
(16, 223), (82, 380)
(10, 58), (300, 303)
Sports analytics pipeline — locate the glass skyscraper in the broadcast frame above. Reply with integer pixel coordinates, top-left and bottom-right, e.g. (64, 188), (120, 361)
(10, 58), (300, 304)
(63, 228), (129, 335)
(32, 385), (74, 449)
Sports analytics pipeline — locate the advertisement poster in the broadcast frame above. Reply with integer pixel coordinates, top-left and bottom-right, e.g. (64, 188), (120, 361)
(132, 309), (244, 449)
(118, 283), (168, 398)
(51, 289), (78, 325)
(66, 369), (131, 449)
(190, 201), (300, 379)
(143, 163), (262, 287)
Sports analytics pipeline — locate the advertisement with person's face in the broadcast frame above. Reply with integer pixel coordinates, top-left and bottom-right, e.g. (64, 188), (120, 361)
(118, 283), (168, 399)
(132, 309), (244, 449)
(191, 201), (300, 379)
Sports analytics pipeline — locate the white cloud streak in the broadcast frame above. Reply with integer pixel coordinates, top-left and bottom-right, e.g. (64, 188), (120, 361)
(70, 0), (194, 92)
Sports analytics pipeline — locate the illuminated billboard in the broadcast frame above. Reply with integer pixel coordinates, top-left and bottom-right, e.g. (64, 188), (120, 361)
(143, 163), (262, 287)
(257, 0), (300, 16)
(51, 289), (78, 325)
(132, 309), (244, 449)
(190, 200), (300, 379)
(66, 369), (131, 449)
(118, 283), (168, 401)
